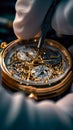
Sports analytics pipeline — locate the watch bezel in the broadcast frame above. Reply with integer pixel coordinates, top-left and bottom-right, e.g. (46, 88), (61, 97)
(0, 38), (73, 100)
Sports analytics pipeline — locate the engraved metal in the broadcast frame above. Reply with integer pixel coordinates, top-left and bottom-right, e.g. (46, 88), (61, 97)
(4, 41), (64, 85)
(0, 39), (73, 100)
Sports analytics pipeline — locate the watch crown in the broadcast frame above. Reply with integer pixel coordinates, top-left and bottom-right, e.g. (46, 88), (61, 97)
(0, 42), (7, 49)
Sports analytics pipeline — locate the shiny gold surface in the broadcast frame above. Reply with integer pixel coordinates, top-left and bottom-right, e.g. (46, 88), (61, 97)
(0, 38), (73, 100)
(0, 42), (7, 49)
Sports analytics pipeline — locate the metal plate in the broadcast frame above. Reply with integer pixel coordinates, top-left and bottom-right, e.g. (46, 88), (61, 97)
(1, 39), (70, 87)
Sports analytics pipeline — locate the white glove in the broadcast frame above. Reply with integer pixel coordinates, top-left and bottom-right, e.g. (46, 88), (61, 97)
(13, 0), (54, 39)
(52, 0), (73, 35)
(13, 0), (73, 39)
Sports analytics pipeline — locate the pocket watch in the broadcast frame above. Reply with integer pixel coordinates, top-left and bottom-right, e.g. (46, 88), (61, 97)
(0, 38), (73, 100)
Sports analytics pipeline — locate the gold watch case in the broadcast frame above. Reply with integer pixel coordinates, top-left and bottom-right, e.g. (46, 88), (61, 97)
(0, 38), (73, 100)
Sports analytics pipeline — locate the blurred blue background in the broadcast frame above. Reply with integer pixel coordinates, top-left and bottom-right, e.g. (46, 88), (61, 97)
(0, 0), (17, 43)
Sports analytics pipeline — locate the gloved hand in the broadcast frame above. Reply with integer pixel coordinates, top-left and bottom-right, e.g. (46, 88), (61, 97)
(13, 0), (73, 39)
(52, 0), (73, 35)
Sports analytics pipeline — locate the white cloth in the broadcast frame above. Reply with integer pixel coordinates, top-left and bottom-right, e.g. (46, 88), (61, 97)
(0, 85), (73, 130)
(13, 0), (73, 39)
